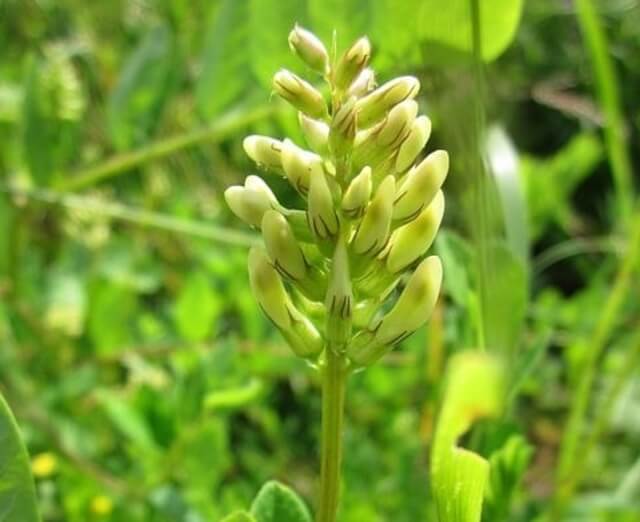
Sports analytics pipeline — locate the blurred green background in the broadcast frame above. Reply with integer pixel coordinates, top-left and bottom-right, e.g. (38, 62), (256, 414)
(1, 0), (639, 521)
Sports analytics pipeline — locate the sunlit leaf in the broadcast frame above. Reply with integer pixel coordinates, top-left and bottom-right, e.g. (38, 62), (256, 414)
(174, 270), (221, 342)
(419, 0), (524, 65)
(308, 0), (370, 48)
(431, 352), (504, 522)
(251, 481), (312, 522)
(222, 511), (257, 522)
(196, 0), (252, 120)
(0, 394), (41, 522)
(249, 0), (307, 88)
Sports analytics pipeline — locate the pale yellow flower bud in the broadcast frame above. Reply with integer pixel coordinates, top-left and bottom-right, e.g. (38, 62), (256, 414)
(376, 100), (418, 148)
(281, 139), (322, 196)
(335, 37), (371, 90)
(325, 237), (353, 347)
(248, 247), (292, 330)
(357, 76), (420, 128)
(273, 69), (327, 118)
(341, 166), (372, 219)
(393, 150), (449, 222)
(243, 135), (283, 170)
(288, 24), (329, 74)
(299, 113), (329, 155)
(386, 190), (445, 273)
(376, 256), (442, 344)
(395, 115), (432, 173)
(224, 175), (278, 227)
(308, 167), (339, 240)
(352, 175), (395, 256)
(262, 210), (308, 281)
(329, 97), (357, 158)
(347, 68), (376, 98)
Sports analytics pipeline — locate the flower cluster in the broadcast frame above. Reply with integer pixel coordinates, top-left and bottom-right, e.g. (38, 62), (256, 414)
(225, 26), (448, 368)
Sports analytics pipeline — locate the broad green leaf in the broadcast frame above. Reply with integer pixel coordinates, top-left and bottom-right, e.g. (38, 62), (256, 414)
(431, 353), (504, 522)
(419, 0), (524, 65)
(107, 24), (177, 150)
(0, 394), (41, 522)
(308, 0), (370, 48)
(483, 241), (528, 360)
(221, 512), (256, 522)
(94, 390), (158, 452)
(250, 481), (312, 522)
(248, 0), (307, 88)
(88, 281), (138, 354)
(369, 0), (422, 72)
(205, 379), (264, 411)
(174, 270), (220, 342)
(196, 0), (252, 120)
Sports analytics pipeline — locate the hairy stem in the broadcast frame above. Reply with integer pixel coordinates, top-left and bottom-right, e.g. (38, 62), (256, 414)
(317, 347), (347, 522)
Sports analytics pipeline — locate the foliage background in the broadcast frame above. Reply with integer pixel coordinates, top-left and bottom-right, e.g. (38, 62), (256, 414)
(1, 0), (639, 520)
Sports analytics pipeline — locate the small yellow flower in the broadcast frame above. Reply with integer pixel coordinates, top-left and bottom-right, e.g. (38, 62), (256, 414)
(91, 495), (114, 516)
(31, 452), (57, 478)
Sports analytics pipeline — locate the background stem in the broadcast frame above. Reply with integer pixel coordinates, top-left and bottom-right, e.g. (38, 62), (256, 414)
(317, 348), (347, 522)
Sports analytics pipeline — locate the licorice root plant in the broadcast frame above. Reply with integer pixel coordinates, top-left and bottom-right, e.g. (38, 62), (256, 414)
(225, 26), (448, 522)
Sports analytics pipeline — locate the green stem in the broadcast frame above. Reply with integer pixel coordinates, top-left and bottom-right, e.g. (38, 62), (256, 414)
(56, 103), (277, 192)
(0, 184), (259, 248)
(551, 212), (640, 519)
(317, 348), (347, 522)
(575, 0), (634, 225)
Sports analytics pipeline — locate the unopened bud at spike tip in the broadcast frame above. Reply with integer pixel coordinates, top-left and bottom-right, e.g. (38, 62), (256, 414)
(288, 25), (329, 74)
(352, 175), (395, 256)
(335, 37), (371, 90)
(248, 247), (291, 330)
(357, 76), (420, 128)
(396, 115), (432, 173)
(308, 166), (339, 240)
(348, 68), (376, 98)
(387, 190), (445, 273)
(298, 113), (329, 154)
(262, 209), (307, 281)
(393, 150), (449, 222)
(243, 135), (283, 170)
(273, 69), (327, 119)
(375, 255), (443, 345)
(342, 166), (372, 219)
(224, 175), (279, 227)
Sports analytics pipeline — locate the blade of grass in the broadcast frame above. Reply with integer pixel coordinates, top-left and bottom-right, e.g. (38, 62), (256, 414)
(56, 102), (277, 192)
(0, 184), (259, 247)
(575, 0), (634, 225)
(551, 210), (640, 519)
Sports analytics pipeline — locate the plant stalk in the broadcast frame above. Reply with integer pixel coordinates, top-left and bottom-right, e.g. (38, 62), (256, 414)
(317, 347), (347, 522)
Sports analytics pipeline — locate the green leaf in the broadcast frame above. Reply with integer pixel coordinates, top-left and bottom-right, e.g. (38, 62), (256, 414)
(308, 0), (370, 48)
(248, 0), (307, 88)
(418, 0), (524, 65)
(483, 241), (528, 360)
(0, 393), (41, 522)
(196, 0), (252, 120)
(431, 353), (504, 522)
(483, 435), (533, 522)
(221, 512), (256, 522)
(250, 481), (312, 522)
(107, 24), (178, 150)
(174, 270), (220, 342)
(88, 281), (138, 354)
(94, 390), (158, 452)
(205, 379), (264, 411)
